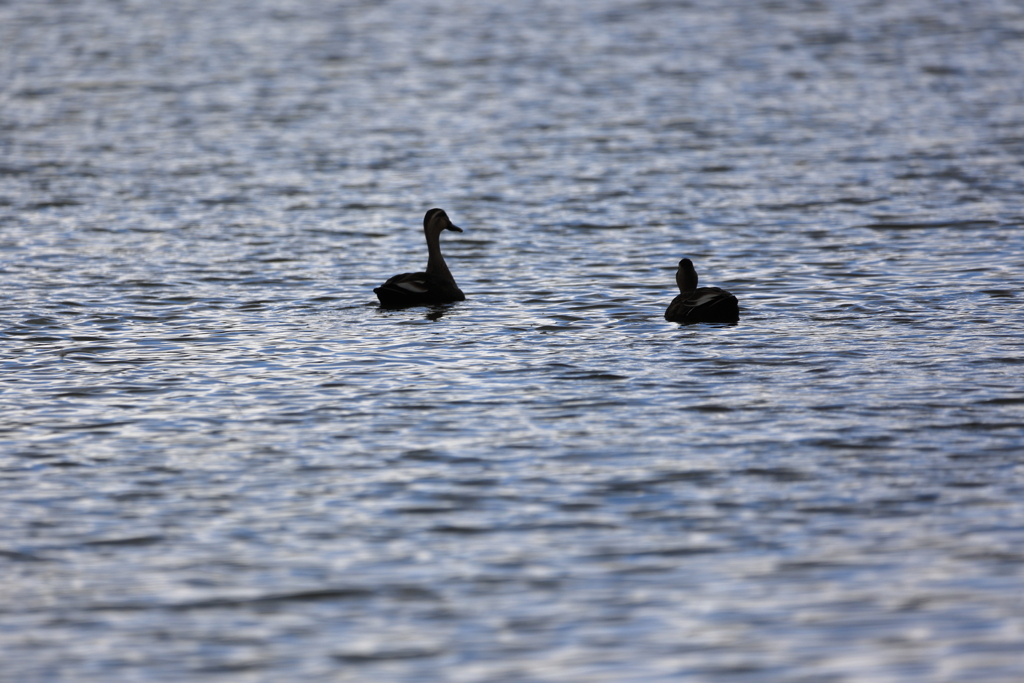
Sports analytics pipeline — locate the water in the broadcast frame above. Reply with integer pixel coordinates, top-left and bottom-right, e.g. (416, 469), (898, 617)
(2, 0), (1024, 680)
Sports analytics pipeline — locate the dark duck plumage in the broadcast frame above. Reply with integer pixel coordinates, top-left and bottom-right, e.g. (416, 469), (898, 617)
(664, 258), (739, 323)
(374, 208), (466, 308)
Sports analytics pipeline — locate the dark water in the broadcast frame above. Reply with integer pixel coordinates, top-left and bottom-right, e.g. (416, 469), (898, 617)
(3, 0), (1024, 680)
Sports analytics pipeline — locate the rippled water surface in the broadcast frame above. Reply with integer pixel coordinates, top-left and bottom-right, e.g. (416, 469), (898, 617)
(3, 0), (1024, 681)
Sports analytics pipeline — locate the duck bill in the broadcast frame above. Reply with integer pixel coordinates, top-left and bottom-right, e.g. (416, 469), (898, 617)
(447, 224), (463, 232)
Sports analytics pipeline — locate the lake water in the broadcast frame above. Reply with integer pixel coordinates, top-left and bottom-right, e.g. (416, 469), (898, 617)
(2, 0), (1024, 681)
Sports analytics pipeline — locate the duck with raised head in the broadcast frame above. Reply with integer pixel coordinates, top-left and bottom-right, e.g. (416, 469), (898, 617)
(374, 208), (466, 308)
(665, 258), (739, 323)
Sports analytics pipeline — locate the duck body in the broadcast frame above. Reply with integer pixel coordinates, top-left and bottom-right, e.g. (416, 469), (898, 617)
(374, 271), (465, 307)
(664, 258), (739, 323)
(665, 287), (739, 323)
(374, 208), (465, 308)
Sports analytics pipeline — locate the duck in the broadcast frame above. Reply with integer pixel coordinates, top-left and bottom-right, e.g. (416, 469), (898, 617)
(374, 208), (466, 308)
(665, 258), (739, 323)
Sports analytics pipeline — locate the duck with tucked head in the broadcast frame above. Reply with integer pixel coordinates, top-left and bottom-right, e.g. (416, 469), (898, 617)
(374, 208), (466, 308)
(665, 258), (739, 323)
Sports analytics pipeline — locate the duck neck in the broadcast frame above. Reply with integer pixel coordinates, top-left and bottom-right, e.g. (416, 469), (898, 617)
(677, 267), (697, 297)
(425, 229), (455, 284)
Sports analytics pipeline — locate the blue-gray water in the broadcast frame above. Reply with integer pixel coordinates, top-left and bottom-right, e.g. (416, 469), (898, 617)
(2, 1), (1024, 681)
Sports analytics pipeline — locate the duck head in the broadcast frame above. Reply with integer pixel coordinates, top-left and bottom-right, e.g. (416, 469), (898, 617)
(424, 208), (463, 235)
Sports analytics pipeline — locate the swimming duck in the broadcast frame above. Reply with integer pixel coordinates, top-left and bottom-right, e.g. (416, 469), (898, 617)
(374, 208), (466, 308)
(665, 258), (739, 323)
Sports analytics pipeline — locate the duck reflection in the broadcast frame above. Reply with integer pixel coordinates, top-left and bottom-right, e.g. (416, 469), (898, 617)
(425, 306), (447, 321)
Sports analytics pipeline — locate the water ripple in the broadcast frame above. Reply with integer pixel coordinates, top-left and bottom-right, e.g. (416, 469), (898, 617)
(2, 0), (1024, 681)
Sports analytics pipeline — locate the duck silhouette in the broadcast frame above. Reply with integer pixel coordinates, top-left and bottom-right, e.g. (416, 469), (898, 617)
(665, 258), (739, 323)
(374, 208), (466, 308)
